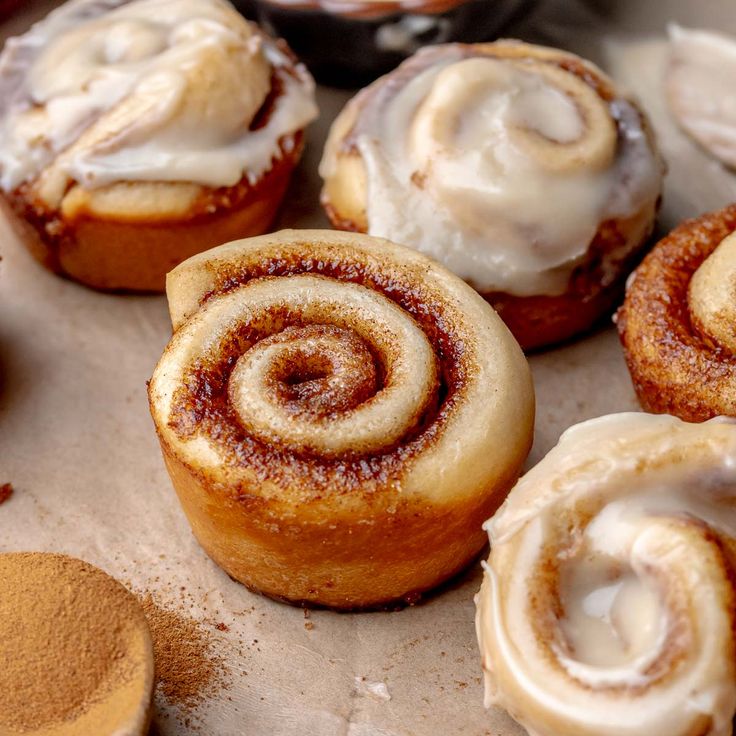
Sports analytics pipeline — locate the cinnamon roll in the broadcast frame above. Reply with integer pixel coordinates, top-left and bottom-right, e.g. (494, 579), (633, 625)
(476, 412), (736, 736)
(320, 41), (664, 350)
(148, 229), (534, 609)
(666, 26), (736, 169)
(0, 0), (317, 292)
(617, 205), (736, 421)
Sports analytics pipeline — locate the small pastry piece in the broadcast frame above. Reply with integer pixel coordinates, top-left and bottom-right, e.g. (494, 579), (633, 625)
(666, 26), (736, 168)
(245, 0), (532, 85)
(617, 204), (736, 421)
(0, 552), (154, 736)
(321, 41), (664, 350)
(148, 229), (534, 609)
(476, 412), (736, 736)
(0, 0), (317, 292)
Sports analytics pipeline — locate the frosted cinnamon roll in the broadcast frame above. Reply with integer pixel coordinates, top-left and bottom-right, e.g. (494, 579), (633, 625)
(476, 412), (736, 736)
(148, 229), (534, 609)
(0, 0), (317, 292)
(666, 26), (736, 169)
(617, 205), (736, 421)
(321, 41), (664, 350)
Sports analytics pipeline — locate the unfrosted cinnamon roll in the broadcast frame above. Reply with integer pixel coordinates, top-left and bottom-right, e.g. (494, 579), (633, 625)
(0, 0), (317, 292)
(148, 229), (534, 609)
(476, 412), (736, 736)
(617, 205), (736, 421)
(321, 41), (664, 350)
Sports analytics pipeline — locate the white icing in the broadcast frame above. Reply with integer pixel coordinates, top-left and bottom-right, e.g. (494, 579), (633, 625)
(0, 0), (318, 199)
(666, 25), (736, 169)
(329, 46), (662, 296)
(375, 16), (450, 54)
(476, 413), (736, 736)
(559, 560), (662, 669)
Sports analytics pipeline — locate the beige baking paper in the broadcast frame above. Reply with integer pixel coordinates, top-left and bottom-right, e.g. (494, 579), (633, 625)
(1, 1), (735, 734)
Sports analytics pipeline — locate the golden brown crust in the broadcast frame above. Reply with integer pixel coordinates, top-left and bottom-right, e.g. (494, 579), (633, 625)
(322, 42), (662, 351)
(617, 204), (736, 421)
(148, 230), (534, 609)
(160, 440), (512, 610)
(3, 136), (303, 293)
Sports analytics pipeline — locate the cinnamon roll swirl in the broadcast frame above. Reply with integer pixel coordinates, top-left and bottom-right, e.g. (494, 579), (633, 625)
(0, 0), (317, 292)
(320, 41), (664, 350)
(476, 412), (736, 736)
(148, 229), (534, 609)
(617, 205), (736, 421)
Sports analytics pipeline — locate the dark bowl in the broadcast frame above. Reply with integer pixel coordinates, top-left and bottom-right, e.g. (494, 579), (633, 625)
(235, 0), (538, 86)
(0, 0), (23, 21)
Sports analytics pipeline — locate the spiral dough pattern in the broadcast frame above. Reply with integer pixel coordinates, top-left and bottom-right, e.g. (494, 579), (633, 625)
(320, 41), (662, 299)
(617, 204), (736, 421)
(149, 229), (534, 609)
(476, 412), (736, 736)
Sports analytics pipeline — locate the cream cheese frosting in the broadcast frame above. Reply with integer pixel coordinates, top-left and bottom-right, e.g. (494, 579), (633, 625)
(321, 43), (662, 296)
(666, 25), (736, 169)
(475, 412), (736, 736)
(0, 0), (318, 206)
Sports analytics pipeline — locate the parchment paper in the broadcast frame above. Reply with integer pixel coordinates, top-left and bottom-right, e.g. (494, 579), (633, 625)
(2, 2), (736, 734)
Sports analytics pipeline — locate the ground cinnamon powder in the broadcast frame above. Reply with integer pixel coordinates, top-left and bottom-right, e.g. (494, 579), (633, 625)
(0, 553), (153, 734)
(139, 594), (229, 712)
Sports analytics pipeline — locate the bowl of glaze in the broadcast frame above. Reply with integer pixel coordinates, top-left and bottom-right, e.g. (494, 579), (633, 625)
(236, 0), (538, 86)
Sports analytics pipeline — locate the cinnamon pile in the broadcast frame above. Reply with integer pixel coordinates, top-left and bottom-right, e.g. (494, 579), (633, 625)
(0, 553), (151, 734)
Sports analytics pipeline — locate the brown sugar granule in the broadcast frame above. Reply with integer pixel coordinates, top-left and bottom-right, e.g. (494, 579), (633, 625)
(0, 553), (153, 734)
(139, 594), (229, 711)
(0, 482), (13, 504)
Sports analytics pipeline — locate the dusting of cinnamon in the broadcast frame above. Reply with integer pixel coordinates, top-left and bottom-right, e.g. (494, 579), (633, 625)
(166, 247), (465, 498)
(0, 552), (153, 734)
(0, 482), (13, 504)
(139, 594), (229, 712)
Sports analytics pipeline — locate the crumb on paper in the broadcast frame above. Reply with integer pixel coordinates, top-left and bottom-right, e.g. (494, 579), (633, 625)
(0, 483), (13, 505)
(354, 676), (391, 701)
